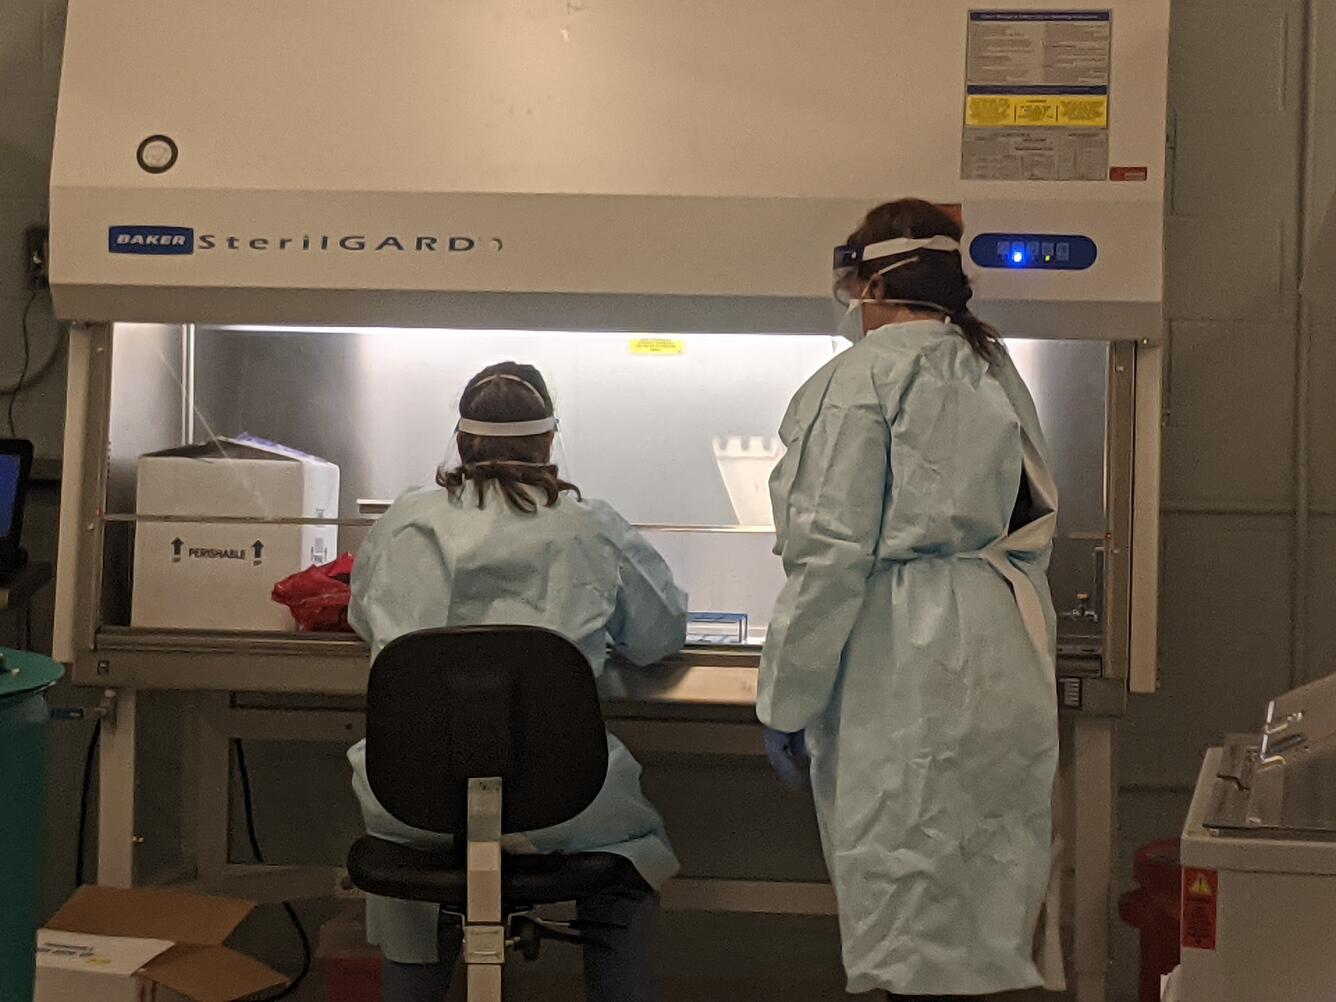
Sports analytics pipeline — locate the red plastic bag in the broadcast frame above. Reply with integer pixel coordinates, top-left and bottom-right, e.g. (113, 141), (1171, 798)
(272, 554), (356, 632)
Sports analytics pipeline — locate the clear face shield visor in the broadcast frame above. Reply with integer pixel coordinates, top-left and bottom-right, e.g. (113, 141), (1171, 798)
(440, 413), (577, 483)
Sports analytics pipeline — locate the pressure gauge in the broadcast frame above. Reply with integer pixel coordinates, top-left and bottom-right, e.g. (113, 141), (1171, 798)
(137, 135), (178, 174)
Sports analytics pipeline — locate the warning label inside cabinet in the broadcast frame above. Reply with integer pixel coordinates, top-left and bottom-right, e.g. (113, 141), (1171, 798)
(963, 11), (1112, 181)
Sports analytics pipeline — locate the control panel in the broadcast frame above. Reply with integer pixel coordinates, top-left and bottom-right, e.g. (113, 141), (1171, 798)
(970, 233), (1098, 270)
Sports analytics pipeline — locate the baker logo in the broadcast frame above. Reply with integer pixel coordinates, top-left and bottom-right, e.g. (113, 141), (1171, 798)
(109, 225), (195, 255)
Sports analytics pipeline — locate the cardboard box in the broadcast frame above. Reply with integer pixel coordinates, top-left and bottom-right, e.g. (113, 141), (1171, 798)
(36, 885), (286, 1002)
(132, 435), (339, 631)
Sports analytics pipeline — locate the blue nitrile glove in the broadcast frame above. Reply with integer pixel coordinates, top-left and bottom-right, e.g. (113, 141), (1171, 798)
(763, 728), (811, 791)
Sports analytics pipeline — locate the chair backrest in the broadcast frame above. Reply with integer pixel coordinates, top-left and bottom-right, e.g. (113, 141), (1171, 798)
(364, 625), (609, 836)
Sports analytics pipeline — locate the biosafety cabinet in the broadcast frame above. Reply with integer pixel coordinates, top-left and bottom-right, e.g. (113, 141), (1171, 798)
(49, 3), (1169, 1001)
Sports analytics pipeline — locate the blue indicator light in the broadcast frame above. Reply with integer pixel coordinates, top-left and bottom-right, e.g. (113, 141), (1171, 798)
(1011, 249), (1025, 264)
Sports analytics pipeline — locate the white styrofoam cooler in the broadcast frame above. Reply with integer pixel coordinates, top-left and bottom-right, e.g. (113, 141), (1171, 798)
(131, 436), (338, 632)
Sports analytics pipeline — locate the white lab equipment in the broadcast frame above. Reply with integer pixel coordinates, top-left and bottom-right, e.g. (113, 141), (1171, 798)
(1173, 671), (1336, 1001)
(47, 3), (1169, 1000)
(712, 436), (785, 528)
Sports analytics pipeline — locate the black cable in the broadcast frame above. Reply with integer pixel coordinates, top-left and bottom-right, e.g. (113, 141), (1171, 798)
(75, 719), (102, 887)
(2, 290), (65, 423)
(232, 739), (313, 1001)
(5, 291), (37, 437)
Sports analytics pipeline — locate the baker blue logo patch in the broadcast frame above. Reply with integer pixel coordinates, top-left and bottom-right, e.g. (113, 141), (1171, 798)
(108, 225), (195, 255)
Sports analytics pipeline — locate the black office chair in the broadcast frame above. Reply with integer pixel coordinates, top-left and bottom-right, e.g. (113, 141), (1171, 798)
(346, 626), (630, 1002)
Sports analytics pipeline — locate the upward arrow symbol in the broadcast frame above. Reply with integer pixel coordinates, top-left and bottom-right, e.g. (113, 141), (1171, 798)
(171, 538), (184, 558)
(252, 540), (265, 561)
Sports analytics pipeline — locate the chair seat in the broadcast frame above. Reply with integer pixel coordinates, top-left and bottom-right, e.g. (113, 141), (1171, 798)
(347, 836), (633, 908)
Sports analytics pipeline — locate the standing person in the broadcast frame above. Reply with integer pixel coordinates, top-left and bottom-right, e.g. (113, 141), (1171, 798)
(347, 361), (688, 1002)
(760, 200), (1061, 999)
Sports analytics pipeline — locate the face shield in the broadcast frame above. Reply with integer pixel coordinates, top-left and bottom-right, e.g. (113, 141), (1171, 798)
(439, 411), (577, 484)
(831, 235), (963, 307)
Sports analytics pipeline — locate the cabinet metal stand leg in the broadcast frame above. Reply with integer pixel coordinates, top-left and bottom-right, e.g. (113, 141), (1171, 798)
(97, 688), (138, 887)
(191, 694), (232, 880)
(1073, 716), (1115, 1002)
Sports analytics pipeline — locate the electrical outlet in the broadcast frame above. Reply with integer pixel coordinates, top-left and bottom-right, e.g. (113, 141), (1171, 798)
(25, 225), (49, 290)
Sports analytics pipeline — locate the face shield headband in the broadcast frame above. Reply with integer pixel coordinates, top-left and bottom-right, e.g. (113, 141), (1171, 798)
(832, 235), (962, 310)
(454, 373), (558, 437)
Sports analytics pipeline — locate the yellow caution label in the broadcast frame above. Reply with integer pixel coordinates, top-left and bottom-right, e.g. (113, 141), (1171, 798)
(1057, 97), (1109, 127)
(1188, 874), (1215, 898)
(966, 94), (1108, 129)
(966, 96), (1016, 127)
(1015, 97), (1059, 126)
(629, 338), (685, 356)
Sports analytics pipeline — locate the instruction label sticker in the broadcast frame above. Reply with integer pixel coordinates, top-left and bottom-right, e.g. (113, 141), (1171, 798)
(1181, 868), (1219, 951)
(629, 338), (685, 356)
(965, 93), (1109, 128)
(962, 11), (1112, 181)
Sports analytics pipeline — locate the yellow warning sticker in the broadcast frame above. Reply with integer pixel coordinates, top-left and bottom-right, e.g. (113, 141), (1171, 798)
(965, 95), (1108, 129)
(629, 338), (685, 356)
(1057, 97), (1109, 127)
(965, 96), (1015, 127)
(1188, 873), (1214, 898)
(1015, 98), (1059, 125)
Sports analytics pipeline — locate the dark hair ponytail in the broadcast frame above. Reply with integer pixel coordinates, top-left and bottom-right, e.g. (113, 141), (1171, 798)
(843, 198), (1003, 362)
(951, 312), (1003, 362)
(436, 361), (582, 514)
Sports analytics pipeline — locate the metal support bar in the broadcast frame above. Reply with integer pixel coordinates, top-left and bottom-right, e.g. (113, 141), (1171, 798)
(192, 694), (231, 880)
(180, 323), (196, 445)
(466, 778), (505, 1002)
(1072, 717), (1115, 1002)
(218, 706), (366, 743)
(1129, 342), (1163, 695)
(661, 878), (837, 916)
(97, 688), (138, 887)
(608, 719), (763, 757)
(177, 863), (345, 902)
(52, 326), (91, 665)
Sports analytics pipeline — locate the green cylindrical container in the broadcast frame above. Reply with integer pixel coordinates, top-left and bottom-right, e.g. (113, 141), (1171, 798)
(0, 648), (64, 1002)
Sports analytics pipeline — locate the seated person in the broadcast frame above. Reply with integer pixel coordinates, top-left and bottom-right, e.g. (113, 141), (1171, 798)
(346, 361), (688, 1002)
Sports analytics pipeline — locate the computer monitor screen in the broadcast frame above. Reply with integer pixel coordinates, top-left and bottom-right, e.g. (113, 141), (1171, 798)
(0, 453), (19, 538)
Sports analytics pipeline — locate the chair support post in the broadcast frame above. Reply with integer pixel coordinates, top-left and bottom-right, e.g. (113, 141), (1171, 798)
(465, 777), (505, 1002)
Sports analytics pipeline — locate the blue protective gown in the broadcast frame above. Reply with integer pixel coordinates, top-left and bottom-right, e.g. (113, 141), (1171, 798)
(759, 320), (1060, 996)
(346, 484), (687, 964)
